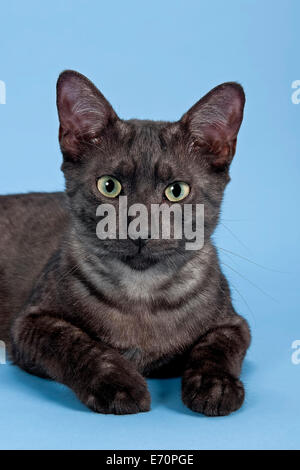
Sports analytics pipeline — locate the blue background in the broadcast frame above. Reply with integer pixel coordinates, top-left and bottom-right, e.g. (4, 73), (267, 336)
(0, 0), (299, 450)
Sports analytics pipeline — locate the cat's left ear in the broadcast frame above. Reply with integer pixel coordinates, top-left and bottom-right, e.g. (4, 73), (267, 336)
(57, 70), (119, 159)
(180, 82), (245, 169)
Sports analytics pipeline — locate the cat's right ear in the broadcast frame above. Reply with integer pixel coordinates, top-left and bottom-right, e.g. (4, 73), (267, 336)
(56, 70), (118, 159)
(179, 82), (245, 169)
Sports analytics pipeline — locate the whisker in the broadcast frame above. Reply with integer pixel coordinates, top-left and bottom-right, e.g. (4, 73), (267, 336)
(218, 246), (287, 273)
(220, 261), (278, 303)
(229, 282), (257, 325)
(219, 222), (252, 254)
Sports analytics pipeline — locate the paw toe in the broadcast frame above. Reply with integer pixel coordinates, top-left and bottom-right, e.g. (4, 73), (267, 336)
(182, 373), (244, 416)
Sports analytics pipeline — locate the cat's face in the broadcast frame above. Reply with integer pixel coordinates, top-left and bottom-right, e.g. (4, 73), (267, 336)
(57, 71), (245, 270)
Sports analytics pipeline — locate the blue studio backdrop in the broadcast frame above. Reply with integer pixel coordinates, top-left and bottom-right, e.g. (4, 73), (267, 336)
(0, 0), (299, 450)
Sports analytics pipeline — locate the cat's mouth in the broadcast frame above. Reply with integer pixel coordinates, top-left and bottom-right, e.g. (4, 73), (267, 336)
(119, 237), (163, 269)
(92, 236), (183, 270)
(119, 240), (183, 270)
(120, 252), (159, 271)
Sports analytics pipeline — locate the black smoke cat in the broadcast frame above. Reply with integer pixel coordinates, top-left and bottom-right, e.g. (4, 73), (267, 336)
(0, 71), (250, 415)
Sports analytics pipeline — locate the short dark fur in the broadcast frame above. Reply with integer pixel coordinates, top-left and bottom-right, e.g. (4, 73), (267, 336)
(0, 71), (250, 415)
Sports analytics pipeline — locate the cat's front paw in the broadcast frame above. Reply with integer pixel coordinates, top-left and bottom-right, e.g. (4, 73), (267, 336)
(77, 362), (151, 415)
(182, 371), (244, 416)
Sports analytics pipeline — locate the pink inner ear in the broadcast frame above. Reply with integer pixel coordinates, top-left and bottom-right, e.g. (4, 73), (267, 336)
(56, 70), (118, 156)
(183, 82), (245, 167)
(209, 139), (237, 169)
(58, 84), (110, 137)
(58, 125), (83, 158)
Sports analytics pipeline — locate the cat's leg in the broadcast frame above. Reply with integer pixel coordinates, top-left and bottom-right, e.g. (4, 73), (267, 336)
(182, 314), (250, 416)
(11, 308), (151, 414)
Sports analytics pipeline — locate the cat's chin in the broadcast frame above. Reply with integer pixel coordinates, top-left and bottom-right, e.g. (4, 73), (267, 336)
(120, 253), (159, 271)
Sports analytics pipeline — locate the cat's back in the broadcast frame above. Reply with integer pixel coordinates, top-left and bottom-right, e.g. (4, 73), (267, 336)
(0, 192), (69, 257)
(0, 192), (69, 344)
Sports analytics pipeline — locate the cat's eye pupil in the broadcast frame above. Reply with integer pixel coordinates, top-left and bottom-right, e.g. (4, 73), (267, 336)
(172, 183), (182, 198)
(97, 176), (122, 198)
(105, 179), (115, 193)
(164, 181), (189, 202)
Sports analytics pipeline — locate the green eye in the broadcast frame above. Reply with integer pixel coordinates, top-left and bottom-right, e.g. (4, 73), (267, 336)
(97, 175), (122, 198)
(165, 181), (190, 202)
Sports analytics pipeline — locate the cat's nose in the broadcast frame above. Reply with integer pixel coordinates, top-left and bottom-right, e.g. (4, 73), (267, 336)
(131, 237), (145, 247)
(130, 235), (150, 251)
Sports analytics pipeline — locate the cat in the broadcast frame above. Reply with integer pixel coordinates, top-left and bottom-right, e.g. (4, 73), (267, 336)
(0, 70), (250, 415)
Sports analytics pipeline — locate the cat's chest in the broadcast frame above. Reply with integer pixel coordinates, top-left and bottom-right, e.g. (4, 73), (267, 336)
(96, 300), (203, 371)
(71, 252), (211, 368)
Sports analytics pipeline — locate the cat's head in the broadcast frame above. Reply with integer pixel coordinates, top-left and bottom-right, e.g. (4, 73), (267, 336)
(57, 70), (245, 270)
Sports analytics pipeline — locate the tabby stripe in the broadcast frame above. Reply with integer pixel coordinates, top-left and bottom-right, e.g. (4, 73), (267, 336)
(71, 265), (115, 307)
